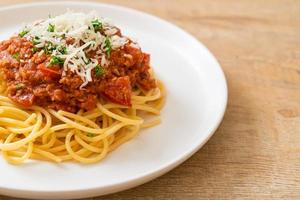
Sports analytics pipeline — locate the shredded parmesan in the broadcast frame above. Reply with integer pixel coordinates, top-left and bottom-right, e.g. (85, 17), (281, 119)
(20, 11), (129, 88)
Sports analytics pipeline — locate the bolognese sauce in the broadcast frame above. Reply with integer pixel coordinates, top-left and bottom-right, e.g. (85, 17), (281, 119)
(0, 13), (156, 113)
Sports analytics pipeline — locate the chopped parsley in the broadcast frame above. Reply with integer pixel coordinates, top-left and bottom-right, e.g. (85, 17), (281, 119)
(95, 65), (104, 77)
(12, 52), (20, 60)
(47, 23), (55, 32)
(19, 29), (29, 38)
(15, 83), (24, 90)
(104, 37), (112, 57)
(87, 133), (96, 137)
(57, 45), (67, 54)
(32, 47), (38, 54)
(50, 55), (64, 65)
(43, 42), (56, 55)
(32, 36), (40, 45)
(91, 19), (102, 31)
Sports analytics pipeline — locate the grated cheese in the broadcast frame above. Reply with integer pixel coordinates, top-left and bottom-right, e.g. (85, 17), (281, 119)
(20, 11), (129, 88)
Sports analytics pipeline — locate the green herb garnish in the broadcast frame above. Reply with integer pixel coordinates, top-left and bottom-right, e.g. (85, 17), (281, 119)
(43, 42), (56, 55)
(57, 45), (67, 54)
(19, 29), (29, 38)
(12, 52), (20, 60)
(91, 19), (103, 31)
(32, 36), (40, 45)
(95, 65), (104, 77)
(49, 55), (64, 65)
(32, 47), (38, 54)
(47, 23), (55, 32)
(104, 37), (112, 57)
(15, 83), (24, 90)
(87, 133), (96, 137)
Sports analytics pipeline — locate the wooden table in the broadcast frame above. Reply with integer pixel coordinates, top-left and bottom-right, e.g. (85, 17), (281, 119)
(1, 0), (299, 199)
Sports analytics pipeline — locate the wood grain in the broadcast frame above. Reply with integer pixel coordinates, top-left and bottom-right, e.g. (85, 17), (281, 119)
(0, 0), (300, 199)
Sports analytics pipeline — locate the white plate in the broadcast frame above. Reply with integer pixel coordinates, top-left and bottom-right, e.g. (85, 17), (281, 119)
(0, 2), (227, 199)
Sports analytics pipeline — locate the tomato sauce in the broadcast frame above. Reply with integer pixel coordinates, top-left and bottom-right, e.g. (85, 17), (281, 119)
(0, 36), (155, 112)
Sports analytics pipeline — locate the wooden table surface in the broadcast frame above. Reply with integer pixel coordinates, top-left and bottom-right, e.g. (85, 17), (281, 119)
(0, 0), (299, 199)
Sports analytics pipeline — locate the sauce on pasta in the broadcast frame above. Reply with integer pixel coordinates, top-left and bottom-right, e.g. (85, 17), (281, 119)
(0, 12), (165, 164)
(0, 25), (155, 112)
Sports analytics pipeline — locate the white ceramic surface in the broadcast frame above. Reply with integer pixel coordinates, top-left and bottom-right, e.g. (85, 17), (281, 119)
(0, 2), (227, 199)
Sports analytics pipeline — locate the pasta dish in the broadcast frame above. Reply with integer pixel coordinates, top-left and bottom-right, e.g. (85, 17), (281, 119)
(0, 12), (165, 164)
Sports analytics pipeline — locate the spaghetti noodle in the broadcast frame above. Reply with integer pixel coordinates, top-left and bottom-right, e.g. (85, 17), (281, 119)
(0, 12), (166, 164)
(0, 81), (165, 164)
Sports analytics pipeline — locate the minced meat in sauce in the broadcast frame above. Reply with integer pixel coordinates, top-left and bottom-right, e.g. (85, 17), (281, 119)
(0, 36), (156, 113)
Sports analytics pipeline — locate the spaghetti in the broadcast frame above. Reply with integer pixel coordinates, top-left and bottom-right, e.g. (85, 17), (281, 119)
(0, 12), (166, 164)
(0, 81), (165, 164)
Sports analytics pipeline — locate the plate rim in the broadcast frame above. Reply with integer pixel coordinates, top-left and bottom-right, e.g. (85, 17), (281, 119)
(0, 1), (228, 198)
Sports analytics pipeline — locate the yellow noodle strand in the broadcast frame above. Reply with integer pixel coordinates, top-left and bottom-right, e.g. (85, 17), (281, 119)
(0, 81), (165, 164)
